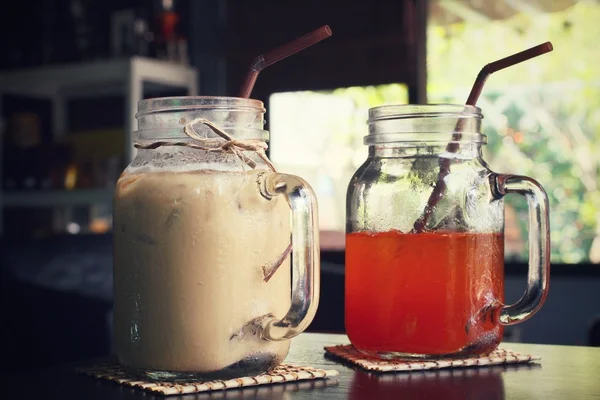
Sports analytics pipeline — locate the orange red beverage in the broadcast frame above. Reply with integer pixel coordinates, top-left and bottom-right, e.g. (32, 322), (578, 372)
(345, 230), (504, 357)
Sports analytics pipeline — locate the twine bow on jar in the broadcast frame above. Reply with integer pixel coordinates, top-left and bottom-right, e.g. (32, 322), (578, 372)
(134, 117), (277, 172)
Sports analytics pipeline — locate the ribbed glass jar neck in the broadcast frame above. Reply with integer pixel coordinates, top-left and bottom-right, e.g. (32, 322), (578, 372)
(366, 104), (485, 149)
(134, 96), (268, 143)
(368, 143), (484, 159)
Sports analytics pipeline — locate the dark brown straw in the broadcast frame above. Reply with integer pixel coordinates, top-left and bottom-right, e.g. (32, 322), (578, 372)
(238, 25), (332, 98)
(412, 42), (554, 233)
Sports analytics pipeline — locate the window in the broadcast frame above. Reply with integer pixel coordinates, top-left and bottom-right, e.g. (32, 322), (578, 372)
(269, 85), (408, 249)
(428, 0), (600, 263)
(269, 1), (599, 264)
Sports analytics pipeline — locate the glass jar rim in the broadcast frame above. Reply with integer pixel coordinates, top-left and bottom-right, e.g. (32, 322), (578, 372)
(134, 96), (268, 142)
(136, 96), (265, 117)
(368, 104), (482, 123)
(365, 104), (485, 145)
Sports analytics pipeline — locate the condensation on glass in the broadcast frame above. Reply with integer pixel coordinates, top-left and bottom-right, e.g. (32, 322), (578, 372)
(113, 97), (320, 381)
(345, 104), (550, 359)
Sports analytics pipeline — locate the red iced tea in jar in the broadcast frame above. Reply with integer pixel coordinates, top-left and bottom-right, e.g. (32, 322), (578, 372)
(345, 230), (504, 356)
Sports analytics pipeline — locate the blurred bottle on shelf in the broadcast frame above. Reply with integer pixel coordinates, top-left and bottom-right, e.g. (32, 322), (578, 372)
(110, 8), (154, 58)
(154, 0), (189, 64)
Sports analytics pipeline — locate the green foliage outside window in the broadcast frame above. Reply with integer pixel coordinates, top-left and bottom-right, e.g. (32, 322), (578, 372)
(428, 2), (600, 263)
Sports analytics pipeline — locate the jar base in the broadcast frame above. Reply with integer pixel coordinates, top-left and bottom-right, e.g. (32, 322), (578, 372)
(355, 341), (501, 361)
(123, 352), (281, 382)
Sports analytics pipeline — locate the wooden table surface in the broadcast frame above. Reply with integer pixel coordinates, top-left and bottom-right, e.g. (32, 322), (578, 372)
(3, 333), (600, 399)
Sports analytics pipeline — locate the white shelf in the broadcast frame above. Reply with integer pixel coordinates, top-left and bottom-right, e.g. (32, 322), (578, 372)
(0, 56), (198, 152)
(0, 57), (198, 98)
(2, 189), (114, 208)
(0, 56), (198, 233)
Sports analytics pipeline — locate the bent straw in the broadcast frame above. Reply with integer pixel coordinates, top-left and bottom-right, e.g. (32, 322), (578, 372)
(412, 42), (553, 233)
(238, 25), (332, 98)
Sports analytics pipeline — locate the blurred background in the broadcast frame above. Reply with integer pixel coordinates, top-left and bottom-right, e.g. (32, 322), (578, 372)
(0, 0), (598, 369)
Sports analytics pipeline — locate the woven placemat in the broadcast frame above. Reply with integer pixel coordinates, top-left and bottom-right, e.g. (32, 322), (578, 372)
(77, 364), (339, 395)
(325, 345), (540, 372)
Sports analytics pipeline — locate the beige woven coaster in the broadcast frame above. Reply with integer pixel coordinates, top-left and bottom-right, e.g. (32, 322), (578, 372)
(325, 345), (540, 372)
(77, 364), (339, 396)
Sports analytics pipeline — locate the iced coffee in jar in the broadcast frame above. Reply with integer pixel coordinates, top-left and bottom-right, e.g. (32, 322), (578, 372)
(113, 96), (320, 381)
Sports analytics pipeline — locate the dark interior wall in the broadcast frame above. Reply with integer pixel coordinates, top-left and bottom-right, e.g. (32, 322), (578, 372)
(0, 0), (193, 72)
(504, 275), (600, 346)
(1, 0), (424, 112)
(0, 0), (424, 98)
(189, 0), (425, 102)
(189, 0), (228, 96)
(0, 0), (143, 70)
(224, 0), (417, 96)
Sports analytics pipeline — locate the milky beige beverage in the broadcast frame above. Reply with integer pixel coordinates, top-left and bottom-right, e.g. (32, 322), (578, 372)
(113, 168), (292, 377)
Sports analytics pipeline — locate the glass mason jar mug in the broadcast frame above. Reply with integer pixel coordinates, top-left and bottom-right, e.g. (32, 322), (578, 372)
(345, 105), (550, 359)
(113, 97), (320, 380)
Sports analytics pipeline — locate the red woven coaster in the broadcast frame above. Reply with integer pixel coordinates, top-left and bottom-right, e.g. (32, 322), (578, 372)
(325, 345), (540, 372)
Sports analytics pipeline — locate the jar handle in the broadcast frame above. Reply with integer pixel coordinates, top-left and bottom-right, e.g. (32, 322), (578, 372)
(492, 174), (551, 325)
(258, 172), (320, 341)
